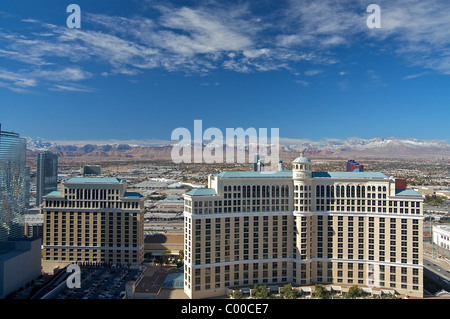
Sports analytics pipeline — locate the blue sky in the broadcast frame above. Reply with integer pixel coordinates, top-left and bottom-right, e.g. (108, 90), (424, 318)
(0, 0), (449, 143)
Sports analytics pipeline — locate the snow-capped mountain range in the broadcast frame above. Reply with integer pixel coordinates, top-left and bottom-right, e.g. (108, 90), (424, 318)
(25, 136), (450, 160)
(280, 136), (450, 151)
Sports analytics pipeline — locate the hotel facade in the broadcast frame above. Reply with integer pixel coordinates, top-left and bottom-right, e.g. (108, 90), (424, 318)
(183, 155), (424, 298)
(41, 177), (145, 273)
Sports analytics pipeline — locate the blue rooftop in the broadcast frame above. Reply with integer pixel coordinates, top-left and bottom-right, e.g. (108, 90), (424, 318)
(395, 189), (422, 197)
(123, 192), (144, 198)
(65, 177), (122, 183)
(312, 171), (388, 179)
(216, 170), (293, 178)
(186, 189), (217, 196)
(215, 170), (387, 179)
(44, 191), (61, 197)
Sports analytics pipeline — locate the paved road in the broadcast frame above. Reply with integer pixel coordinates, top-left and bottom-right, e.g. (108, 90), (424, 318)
(422, 241), (450, 293)
(423, 241), (450, 274)
(423, 256), (450, 282)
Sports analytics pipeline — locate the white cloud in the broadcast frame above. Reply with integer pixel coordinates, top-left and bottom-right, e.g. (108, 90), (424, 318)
(0, 1), (339, 86)
(0, 69), (37, 88)
(242, 49), (270, 59)
(304, 69), (322, 76)
(367, 0), (450, 74)
(33, 67), (92, 82)
(277, 0), (366, 48)
(295, 79), (309, 87)
(402, 72), (428, 80)
(50, 84), (94, 92)
(278, 0), (450, 74)
(156, 6), (254, 55)
(2, 0), (450, 93)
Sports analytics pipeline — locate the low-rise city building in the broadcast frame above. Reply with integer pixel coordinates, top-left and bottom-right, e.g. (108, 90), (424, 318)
(433, 225), (450, 251)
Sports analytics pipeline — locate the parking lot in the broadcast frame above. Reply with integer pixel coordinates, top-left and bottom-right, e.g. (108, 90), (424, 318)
(54, 266), (141, 299)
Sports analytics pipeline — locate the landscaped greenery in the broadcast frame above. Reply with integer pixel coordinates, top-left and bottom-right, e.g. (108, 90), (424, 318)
(280, 283), (300, 299)
(153, 250), (184, 267)
(252, 284), (270, 299)
(229, 284), (398, 299)
(311, 284), (330, 299)
(424, 194), (447, 206)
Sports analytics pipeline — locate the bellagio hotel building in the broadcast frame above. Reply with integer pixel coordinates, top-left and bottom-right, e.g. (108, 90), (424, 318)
(183, 155), (424, 298)
(41, 177), (145, 273)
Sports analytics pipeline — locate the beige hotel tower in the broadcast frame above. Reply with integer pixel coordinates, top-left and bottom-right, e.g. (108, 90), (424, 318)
(183, 155), (423, 298)
(41, 177), (145, 273)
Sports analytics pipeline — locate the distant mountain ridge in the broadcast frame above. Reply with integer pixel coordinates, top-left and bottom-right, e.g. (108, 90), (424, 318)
(25, 136), (450, 161)
(280, 137), (450, 159)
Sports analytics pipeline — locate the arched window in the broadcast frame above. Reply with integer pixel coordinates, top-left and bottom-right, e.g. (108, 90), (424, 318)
(243, 186), (247, 198)
(316, 185), (320, 197)
(351, 186), (355, 198)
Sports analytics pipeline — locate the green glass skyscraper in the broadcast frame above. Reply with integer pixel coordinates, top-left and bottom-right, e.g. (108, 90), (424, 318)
(36, 151), (58, 206)
(0, 126), (27, 240)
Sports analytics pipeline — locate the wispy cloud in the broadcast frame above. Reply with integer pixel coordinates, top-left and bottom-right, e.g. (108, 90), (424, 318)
(0, 69), (37, 88)
(368, 0), (450, 74)
(295, 79), (310, 87)
(1, 0), (450, 92)
(33, 67), (92, 82)
(279, 0), (450, 75)
(0, 1), (343, 91)
(50, 84), (95, 93)
(276, 0), (367, 49)
(304, 69), (323, 76)
(402, 72), (428, 80)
